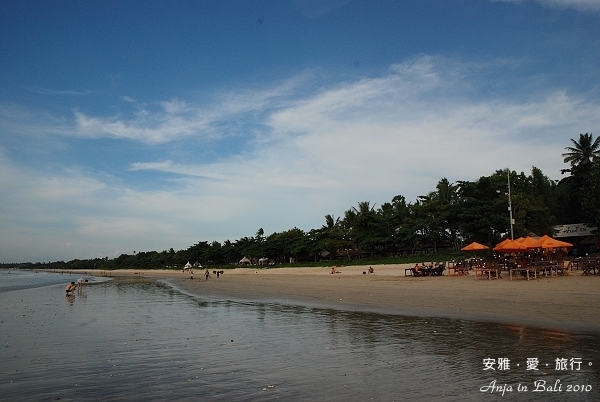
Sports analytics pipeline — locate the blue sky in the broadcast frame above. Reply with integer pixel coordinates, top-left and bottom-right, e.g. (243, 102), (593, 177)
(1, 0), (600, 263)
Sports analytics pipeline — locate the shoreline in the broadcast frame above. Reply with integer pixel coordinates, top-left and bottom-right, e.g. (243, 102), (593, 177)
(60, 264), (600, 334)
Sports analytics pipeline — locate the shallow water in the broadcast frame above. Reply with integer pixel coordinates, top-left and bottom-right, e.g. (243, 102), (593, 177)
(0, 271), (598, 401)
(0, 269), (83, 292)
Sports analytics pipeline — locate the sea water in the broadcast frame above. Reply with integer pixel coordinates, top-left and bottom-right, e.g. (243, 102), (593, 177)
(0, 270), (598, 401)
(0, 269), (83, 292)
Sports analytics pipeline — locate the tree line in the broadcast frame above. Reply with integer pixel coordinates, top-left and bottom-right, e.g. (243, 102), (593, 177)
(8, 133), (600, 270)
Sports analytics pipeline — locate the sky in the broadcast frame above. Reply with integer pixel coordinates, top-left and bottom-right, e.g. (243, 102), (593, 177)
(1, 0), (600, 263)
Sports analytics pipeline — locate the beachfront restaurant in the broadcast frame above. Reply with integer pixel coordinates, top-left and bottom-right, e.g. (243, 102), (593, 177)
(553, 223), (599, 256)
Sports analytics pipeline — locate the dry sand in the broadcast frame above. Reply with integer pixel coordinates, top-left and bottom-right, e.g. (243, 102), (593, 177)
(75, 264), (600, 334)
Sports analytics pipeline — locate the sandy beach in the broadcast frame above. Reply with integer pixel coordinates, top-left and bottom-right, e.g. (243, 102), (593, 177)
(72, 263), (600, 334)
(9, 269), (600, 401)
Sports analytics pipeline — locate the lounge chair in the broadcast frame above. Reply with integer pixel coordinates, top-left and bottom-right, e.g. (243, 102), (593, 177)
(430, 264), (445, 276)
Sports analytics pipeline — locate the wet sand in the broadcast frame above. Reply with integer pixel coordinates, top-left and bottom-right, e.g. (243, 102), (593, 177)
(75, 264), (600, 334)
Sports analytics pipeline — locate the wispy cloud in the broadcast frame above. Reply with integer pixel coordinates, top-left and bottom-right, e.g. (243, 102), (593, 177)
(24, 86), (97, 96)
(69, 75), (310, 144)
(493, 0), (600, 11)
(131, 55), (600, 199)
(73, 105), (215, 144)
(543, 0), (600, 10)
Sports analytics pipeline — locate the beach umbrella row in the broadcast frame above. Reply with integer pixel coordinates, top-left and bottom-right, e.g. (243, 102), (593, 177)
(493, 235), (573, 253)
(462, 236), (573, 253)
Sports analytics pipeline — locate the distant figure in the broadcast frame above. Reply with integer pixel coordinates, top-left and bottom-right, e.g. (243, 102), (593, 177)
(216, 271), (220, 278)
(66, 282), (76, 295)
(368, 266), (374, 274)
(190, 269), (194, 280)
(205, 270), (210, 280)
(330, 267), (341, 274)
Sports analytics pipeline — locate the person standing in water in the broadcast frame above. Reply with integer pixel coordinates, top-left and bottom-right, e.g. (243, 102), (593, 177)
(77, 278), (88, 291)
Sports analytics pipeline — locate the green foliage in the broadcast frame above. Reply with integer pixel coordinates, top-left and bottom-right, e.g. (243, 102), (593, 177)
(581, 160), (600, 229)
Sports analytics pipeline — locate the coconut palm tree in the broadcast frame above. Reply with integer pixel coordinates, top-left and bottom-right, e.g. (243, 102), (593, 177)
(562, 133), (600, 169)
(435, 177), (457, 204)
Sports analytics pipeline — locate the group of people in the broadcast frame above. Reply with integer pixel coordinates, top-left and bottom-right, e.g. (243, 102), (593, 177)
(187, 268), (225, 281)
(202, 269), (223, 280)
(65, 278), (88, 295)
(413, 263), (427, 274)
(361, 266), (375, 275)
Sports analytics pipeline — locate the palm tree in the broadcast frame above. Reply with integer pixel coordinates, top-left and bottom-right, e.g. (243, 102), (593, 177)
(323, 214), (338, 230)
(560, 133), (600, 222)
(436, 177), (457, 204)
(562, 133), (600, 169)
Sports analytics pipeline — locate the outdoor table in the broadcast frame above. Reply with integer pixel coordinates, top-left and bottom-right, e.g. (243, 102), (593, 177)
(581, 260), (599, 275)
(555, 265), (566, 276)
(568, 260), (580, 271)
(510, 267), (536, 281)
(474, 267), (500, 280)
(540, 265), (555, 277)
(473, 267), (484, 279)
(404, 268), (413, 276)
(571, 258), (599, 275)
(448, 266), (468, 276)
(531, 262), (556, 277)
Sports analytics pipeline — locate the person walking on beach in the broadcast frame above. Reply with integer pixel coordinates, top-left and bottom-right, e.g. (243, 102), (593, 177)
(205, 269), (210, 280)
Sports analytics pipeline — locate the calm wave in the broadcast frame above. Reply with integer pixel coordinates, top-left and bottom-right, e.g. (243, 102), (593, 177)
(0, 273), (598, 401)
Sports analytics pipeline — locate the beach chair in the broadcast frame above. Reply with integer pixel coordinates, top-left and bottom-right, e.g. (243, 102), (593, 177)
(431, 264), (445, 276)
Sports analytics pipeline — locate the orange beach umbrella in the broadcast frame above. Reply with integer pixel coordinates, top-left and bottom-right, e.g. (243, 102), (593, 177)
(493, 239), (528, 253)
(533, 235), (573, 249)
(461, 241), (489, 251)
(517, 236), (541, 248)
(493, 238), (512, 249)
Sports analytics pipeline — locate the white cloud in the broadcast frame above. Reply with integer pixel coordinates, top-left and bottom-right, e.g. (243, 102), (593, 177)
(0, 149), (251, 261)
(70, 75), (310, 144)
(24, 87), (96, 96)
(73, 105), (213, 144)
(493, 0), (600, 11)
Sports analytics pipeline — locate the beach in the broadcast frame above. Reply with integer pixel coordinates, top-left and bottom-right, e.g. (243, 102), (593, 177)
(81, 263), (600, 334)
(3, 268), (599, 401)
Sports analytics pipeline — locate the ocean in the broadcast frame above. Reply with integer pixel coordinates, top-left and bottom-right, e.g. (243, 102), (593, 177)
(0, 269), (598, 401)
